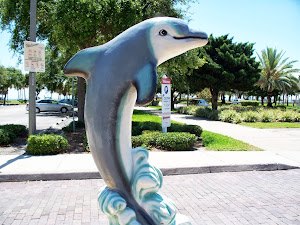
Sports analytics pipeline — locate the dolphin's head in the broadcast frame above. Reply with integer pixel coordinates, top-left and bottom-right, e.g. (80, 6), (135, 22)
(147, 17), (208, 65)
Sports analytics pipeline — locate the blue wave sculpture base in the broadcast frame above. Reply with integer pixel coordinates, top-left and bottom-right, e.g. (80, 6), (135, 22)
(98, 147), (191, 225)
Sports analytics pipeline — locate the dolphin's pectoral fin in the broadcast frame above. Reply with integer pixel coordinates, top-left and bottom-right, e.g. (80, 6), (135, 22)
(63, 46), (102, 79)
(133, 64), (157, 106)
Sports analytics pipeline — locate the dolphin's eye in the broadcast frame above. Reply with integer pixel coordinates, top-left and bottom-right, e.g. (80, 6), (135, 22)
(159, 29), (168, 36)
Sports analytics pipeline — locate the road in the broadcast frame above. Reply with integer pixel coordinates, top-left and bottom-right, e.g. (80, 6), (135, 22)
(0, 170), (299, 224)
(0, 105), (71, 131)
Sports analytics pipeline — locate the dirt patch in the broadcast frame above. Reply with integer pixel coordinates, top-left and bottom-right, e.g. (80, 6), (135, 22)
(63, 128), (89, 154)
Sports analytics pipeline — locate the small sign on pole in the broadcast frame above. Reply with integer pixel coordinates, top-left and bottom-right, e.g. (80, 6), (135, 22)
(24, 41), (45, 72)
(161, 75), (171, 132)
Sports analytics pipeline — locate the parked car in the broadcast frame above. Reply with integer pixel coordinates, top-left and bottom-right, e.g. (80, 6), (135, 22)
(190, 99), (210, 107)
(58, 99), (78, 106)
(232, 99), (243, 105)
(26, 99), (73, 113)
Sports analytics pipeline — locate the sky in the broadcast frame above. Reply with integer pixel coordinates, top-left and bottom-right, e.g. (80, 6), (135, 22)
(0, 0), (300, 99)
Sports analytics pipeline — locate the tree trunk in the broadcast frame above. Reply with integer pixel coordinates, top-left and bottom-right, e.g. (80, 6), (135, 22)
(221, 94), (225, 104)
(286, 94), (289, 106)
(187, 88), (190, 106)
(77, 77), (86, 122)
(260, 96), (264, 106)
(267, 92), (272, 107)
(3, 90), (7, 105)
(210, 88), (218, 111)
(229, 95), (232, 101)
(171, 90), (174, 111)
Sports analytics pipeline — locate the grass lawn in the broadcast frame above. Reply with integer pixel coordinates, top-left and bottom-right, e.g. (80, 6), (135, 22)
(133, 110), (262, 151)
(202, 131), (262, 151)
(239, 122), (300, 129)
(148, 105), (162, 110)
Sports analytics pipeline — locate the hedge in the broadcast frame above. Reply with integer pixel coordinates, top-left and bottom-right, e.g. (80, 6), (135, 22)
(241, 101), (259, 106)
(132, 131), (197, 150)
(0, 129), (11, 145)
(0, 124), (28, 145)
(26, 134), (68, 155)
(62, 120), (85, 132)
(132, 121), (202, 137)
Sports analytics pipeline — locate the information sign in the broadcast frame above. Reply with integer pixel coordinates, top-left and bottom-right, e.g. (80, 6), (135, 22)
(161, 77), (171, 128)
(24, 41), (45, 72)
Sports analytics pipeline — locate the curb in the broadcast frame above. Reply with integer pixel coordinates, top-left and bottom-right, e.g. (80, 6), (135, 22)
(0, 163), (298, 182)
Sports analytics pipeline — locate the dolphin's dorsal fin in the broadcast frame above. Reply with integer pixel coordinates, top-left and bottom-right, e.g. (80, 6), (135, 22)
(64, 46), (102, 79)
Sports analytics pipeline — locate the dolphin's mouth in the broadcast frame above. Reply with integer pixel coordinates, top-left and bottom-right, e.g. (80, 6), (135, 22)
(173, 36), (208, 40)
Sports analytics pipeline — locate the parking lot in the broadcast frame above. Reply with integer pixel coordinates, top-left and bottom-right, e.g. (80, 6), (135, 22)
(0, 105), (72, 131)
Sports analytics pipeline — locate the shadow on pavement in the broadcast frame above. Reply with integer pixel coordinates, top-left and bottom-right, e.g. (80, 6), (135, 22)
(0, 154), (32, 171)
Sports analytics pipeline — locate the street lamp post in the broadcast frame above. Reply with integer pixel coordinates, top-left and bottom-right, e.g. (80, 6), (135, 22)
(28, 0), (37, 135)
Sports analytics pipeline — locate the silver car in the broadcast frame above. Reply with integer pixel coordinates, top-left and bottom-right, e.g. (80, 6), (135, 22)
(26, 99), (73, 113)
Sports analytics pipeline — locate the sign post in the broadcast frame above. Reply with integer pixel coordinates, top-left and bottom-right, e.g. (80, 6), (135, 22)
(24, 41), (45, 135)
(161, 75), (171, 133)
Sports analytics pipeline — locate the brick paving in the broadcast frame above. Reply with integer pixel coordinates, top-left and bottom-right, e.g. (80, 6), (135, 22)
(0, 170), (300, 225)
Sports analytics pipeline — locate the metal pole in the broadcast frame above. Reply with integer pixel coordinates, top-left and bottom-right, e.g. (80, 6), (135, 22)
(28, 0), (37, 135)
(72, 77), (75, 132)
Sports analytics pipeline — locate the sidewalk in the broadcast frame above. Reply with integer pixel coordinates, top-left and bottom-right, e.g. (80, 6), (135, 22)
(0, 107), (299, 182)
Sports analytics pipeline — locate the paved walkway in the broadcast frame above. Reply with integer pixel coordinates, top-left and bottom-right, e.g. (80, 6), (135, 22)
(1, 170), (300, 225)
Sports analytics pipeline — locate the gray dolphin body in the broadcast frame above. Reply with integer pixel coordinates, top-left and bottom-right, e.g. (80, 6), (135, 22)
(64, 17), (207, 224)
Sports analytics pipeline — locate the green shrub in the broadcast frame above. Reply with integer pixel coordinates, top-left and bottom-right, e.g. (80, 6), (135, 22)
(274, 105), (286, 110)
(233, 114), (242, 124)
(260, 110), (274, 122)
(62, 120), (85, 133)
(278, 111), (298, 122)
(242, 111), (259, 122)
(26, 134), (69, 155)
(219, 110), (237, 123)
(169, 124), (202, 137)
(132, 121), (161, 136)
(0, 124), (28, 137)
(151, 100), (159, 106)
(132, 121), (203, 137)
(83, 135), (90, 152)
(241, 101), (259, 106)
(0, 129), (11, 145)
(132, 131), (197, 150)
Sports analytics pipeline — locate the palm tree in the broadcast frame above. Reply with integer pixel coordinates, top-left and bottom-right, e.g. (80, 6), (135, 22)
(256, 47), (299, 107)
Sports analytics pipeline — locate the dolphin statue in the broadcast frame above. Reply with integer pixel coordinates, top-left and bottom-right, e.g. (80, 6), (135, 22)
(64, 17), (207, 224)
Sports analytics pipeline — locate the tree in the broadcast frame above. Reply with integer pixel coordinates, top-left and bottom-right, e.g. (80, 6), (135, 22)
(189, 34), (261, 110)
(158, 49), (205, 109)
(1, 0), (190, 121)
(0, 66), (23, 104)
(255, 47), (299, 107)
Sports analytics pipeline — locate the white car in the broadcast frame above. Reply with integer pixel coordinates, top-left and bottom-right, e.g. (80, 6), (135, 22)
(232, 99), (242, 105)
(26, 99), (73, 113)
(190, 99), (210, 107)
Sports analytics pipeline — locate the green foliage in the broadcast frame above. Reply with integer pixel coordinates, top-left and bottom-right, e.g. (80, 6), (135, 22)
(242, 111), (259, 122)
(168, 124), (202, 137)
(0, 129), (11, 145)
(83, 135), (89, 152)
(219, 110), (237, 123)
(0, 124), (28, 137)
(189, 34), (261, 110)
(241, 101), (259, 106)
(256, 47), (300, 107)
(202, 131), (262, 151)
(132, 131), (197, 151)
(177, 105), (300, 124)
(132, 121), (202, 137)
(62, 120), (85, 133)
(26, 134), (68, 155)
